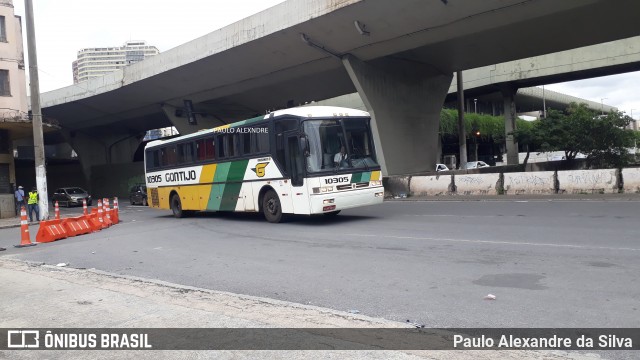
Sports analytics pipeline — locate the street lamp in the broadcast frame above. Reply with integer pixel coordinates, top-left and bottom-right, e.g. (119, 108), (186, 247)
(474, 99), (477, 113)
(600, 98), (608, 115)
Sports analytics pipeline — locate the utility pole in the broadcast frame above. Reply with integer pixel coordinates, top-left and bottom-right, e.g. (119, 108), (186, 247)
(25, 0), (49, 220)
(542, 85), (546, 118)
(456, 71), (467, 169)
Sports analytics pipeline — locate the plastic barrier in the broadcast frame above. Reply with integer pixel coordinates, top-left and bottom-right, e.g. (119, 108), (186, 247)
(15, 206), (36, 248)
(88, 210), (105, 232)
(36, 219), (69, 243)
(61, 216), (93, 237)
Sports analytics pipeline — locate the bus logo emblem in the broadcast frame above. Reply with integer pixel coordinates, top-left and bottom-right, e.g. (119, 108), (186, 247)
(252, 162), (269, 177)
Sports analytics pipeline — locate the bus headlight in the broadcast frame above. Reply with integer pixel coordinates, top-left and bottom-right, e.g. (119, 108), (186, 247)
(323, 199), (335, 204)
(370, 180), (382, 186)
(312, 186), (334, 194)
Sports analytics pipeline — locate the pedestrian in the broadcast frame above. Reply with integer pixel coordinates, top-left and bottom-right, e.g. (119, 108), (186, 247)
(27, 187), (40, 222)
(14, 185), (25, 214)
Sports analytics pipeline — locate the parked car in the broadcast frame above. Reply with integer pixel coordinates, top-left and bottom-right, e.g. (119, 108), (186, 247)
(52, 187), (92, 207)
(436, 163), (450, 171)
(130, 184), (148, 206)
(463, 161), (490, 169)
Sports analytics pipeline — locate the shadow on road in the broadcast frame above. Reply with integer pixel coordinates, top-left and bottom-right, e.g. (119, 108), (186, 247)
(154, 211), (378, 225)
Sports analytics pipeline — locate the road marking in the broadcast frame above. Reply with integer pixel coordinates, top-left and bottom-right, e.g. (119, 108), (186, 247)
(339, 233), (640, 252)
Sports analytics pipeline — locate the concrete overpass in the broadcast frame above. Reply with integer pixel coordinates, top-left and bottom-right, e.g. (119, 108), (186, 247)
(39, 0), (640, 177)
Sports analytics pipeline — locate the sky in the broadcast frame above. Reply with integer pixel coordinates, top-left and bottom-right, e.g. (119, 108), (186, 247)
(10, 0), (640, 121)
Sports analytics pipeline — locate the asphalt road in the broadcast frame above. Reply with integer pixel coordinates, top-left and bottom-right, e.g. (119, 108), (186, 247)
(1, 198), (639, 329)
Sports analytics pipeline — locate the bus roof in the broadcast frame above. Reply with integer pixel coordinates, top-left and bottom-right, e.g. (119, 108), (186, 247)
(146, 106), (370, 148)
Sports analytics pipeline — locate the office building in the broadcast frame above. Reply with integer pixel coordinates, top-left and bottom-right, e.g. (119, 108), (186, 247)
(72, 40), (159, 83)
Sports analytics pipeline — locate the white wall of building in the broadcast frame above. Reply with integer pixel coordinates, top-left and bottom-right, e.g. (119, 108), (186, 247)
(0, 0), (27, 197)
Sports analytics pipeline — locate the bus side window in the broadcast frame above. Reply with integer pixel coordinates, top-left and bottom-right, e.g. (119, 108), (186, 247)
(217, 135), (226, 159)
(253, 126), (269, 153)
(160, 148), (169, 167)
(197, 137), (215, 161)
(146, 150), (160, 170)
(242, 132), (251, 155)
(166, 145), (177, 166)
(231, 133), (240, 157)
(177, 142), (194, 164)
(205, 137), (215, 159)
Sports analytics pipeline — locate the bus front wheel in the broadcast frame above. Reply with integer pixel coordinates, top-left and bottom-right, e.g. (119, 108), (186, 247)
(171, 194), (184, 218)
(262, 190), (284, 223)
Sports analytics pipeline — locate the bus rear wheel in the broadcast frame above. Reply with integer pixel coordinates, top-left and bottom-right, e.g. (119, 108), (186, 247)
(262, 190), (284, 223)
(171, 194), (184, 218)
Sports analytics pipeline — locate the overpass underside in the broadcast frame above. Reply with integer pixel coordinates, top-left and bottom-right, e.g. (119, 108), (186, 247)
(40, 0), (640, 178)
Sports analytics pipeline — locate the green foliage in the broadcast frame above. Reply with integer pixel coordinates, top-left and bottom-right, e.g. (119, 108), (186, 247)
(439, 109), (529, 142)
(513, 102), (636, 168)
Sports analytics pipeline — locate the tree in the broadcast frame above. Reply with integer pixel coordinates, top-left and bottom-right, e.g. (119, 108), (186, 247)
(518, 103), (636, 168)
(580, 109), (635, 168)
(510, 120), (537, 166)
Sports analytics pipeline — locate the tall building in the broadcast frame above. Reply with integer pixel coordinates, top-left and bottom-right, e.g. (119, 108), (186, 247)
(72, 40), (159, 83)
(0, 0), (28, 212)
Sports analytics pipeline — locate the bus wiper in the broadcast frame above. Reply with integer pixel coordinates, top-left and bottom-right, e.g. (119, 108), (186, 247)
(352, 147), (369, 171)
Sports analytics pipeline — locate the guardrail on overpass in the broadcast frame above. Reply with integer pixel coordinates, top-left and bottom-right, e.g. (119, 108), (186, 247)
(385, 168), (640, 197)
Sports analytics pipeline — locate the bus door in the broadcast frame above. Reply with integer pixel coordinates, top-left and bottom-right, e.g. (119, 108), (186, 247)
(284, 131), (309, 214)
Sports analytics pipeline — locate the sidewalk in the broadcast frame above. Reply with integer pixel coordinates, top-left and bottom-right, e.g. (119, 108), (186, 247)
(0, 208), (88, 230)
(0, 258), (593, 360)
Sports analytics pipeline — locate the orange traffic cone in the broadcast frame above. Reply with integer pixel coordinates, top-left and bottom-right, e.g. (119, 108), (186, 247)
(104, 198), (111, 222)
(54, 201), (60, 220)
(102, 198), (113, 226)
(82, 199), (88, 216)
(112, 197), (119, 224)
(97, 199), (106, 228)
(15, 206), (36, 248)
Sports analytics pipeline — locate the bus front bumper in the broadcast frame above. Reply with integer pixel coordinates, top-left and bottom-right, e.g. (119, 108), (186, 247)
(310, 186), (384, 214)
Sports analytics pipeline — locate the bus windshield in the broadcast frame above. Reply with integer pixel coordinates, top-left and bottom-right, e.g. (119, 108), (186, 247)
(303, 117), (379, 173)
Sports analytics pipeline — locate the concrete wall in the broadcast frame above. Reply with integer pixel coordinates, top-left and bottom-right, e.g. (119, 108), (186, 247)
(557, 169), (618, 194)
(0, 193), (15, 219)
(411, 175), (452, 196)
(383, 176), (410, 197)
(384, 168), (635, 197)
(622, 168), (640, 193)
(454, 174), (500, 195)
(503, 171), (555, 195)
(91, 163), (145, 199)
(16, 161), (87, 195)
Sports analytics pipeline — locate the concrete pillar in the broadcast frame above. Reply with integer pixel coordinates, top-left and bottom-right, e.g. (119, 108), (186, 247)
(62, 131), (141, 192)
(501, 84), (519, 165)
(342, 55), (453, 175)
(62, 131), (107, 189)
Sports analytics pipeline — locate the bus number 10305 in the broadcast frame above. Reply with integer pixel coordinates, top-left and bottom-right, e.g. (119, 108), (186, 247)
(324, 176), (349, 185)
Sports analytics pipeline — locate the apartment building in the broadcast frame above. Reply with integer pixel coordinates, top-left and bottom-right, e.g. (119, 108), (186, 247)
(0, 0), (28, 216)
(72, 40), (159, 83)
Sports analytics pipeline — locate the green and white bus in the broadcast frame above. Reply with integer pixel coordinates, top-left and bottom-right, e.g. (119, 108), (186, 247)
(144, 106), (384, 222)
